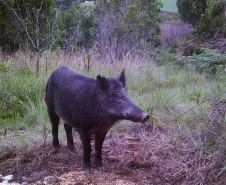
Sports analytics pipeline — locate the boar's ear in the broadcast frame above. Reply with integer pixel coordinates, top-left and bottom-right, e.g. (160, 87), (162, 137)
(96, 75), (109, 96)
(117, 68), (126, 88)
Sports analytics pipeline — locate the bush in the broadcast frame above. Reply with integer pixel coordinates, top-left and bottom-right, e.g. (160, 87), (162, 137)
(179, 48), (226, 75)
(180, 38), (205, 56)
(177, 0), (207, 27)
(177, 0), (225, 38)
(93, 0), (162, 60)
(193, 44), (207, 55)
(197, 0), (225, 38)
(160, 21), (193, 48)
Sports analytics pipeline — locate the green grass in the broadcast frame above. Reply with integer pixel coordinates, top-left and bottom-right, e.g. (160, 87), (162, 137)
(0, 68), (48, 131)
(161, 0), (177, 12)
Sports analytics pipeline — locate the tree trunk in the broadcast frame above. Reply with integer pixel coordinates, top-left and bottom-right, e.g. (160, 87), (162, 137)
(36, 51), (40, 78)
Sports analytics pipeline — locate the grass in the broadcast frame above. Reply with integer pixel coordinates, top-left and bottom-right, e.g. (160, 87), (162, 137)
(1, 49), (225, 132)
(0, 49), (225, 183)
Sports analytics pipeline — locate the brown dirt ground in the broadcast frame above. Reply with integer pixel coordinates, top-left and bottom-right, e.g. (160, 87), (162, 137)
(0, 124), (225, 185)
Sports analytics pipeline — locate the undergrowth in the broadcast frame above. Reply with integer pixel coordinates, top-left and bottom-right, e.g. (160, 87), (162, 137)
(178, 48), (226, 76)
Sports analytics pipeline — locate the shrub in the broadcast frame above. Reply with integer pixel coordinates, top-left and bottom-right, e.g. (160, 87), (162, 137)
(177, 0), (225, 38)
(179, 48), (226, 76)
(177, 0), (207, 27)
(94, 0), (162, 60)
(180, 38), (205, 56)
(193, 44), (207, 55)
(197, 0), (226, 38)
(160, 21), (194, 47)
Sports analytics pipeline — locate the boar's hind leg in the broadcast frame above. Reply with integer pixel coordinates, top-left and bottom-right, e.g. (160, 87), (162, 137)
(78, 129), (92, 172)
(48, 109), (60, 152)
(64, 123), (78, 153)
(94, 132), (107, 171)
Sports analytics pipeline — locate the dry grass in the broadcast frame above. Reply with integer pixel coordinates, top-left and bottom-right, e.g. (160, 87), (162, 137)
(1, 48), (151, 72)
(0, 123), (225, 184)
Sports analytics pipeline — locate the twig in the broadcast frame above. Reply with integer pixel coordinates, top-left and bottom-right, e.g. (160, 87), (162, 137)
(168, 91), (226, 124)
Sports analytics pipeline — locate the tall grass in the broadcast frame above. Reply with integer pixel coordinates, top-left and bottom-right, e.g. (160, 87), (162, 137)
(1, 50), (225, 131)
(0, 68), (48, 129)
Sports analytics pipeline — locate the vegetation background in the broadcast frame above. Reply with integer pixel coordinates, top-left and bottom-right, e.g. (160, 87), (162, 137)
(0, 0), (225, 184)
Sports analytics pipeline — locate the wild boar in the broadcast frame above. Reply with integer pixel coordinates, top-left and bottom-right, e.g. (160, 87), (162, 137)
(45, 66), (149, 172)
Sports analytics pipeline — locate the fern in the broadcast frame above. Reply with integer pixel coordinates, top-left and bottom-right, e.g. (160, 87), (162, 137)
(179, 48), (226, 76)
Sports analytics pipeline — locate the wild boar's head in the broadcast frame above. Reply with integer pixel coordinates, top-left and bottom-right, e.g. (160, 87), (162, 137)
(96, 69), (150, 123)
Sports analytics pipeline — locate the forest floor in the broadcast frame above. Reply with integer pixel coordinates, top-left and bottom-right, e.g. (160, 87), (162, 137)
(1, 123), (225, 185)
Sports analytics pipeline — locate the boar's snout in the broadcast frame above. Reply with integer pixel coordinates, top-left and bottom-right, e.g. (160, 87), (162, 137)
(141, 112), (150, 123)
(123, 104), (150, 123)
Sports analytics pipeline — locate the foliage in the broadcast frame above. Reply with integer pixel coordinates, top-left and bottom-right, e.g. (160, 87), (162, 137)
(93, 0), (162, 59)
(179, 48), (226, 76)
(0, 0), (162, 55)
(176, 0), (207, 27)
(193, 44), (207, 54)
(196, 0), (226, 38)
(57, 1), (96, 52)
(180, 38), (206, 56)
(0, 0), (56, 52)
(160, 21), (194, 48)
(177, 0), (225, 38)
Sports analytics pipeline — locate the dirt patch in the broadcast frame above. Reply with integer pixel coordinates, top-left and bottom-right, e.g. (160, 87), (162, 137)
(0, 124), (225, 184)
(36, 171), (137, 185)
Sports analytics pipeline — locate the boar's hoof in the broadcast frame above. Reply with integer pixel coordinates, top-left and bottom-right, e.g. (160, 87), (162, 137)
(67, 145), (79, 154)
(83, 163), (93, 173)
(53, 143), (61, 153)
(53, 148), (61, 154)
(96, 166), (105, 171)
(53, 142), (60, 152)
(84, 168), (93, 173)
(94, 160), (104, 171)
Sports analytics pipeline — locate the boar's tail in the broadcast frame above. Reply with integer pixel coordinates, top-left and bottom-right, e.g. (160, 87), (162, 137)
(45, 75), (52, 104)
(44, 90), (47, 103)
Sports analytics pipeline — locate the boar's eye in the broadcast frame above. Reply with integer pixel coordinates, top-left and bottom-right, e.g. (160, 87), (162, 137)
(113, 93), (121, 99)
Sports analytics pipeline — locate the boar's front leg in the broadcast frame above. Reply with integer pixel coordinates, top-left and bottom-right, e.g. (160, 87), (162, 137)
(78, 129), (92, 172)
(94, 132), (107, 171)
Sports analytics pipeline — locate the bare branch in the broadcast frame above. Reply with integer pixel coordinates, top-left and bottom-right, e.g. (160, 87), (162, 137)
(0, 0), (37, 49)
